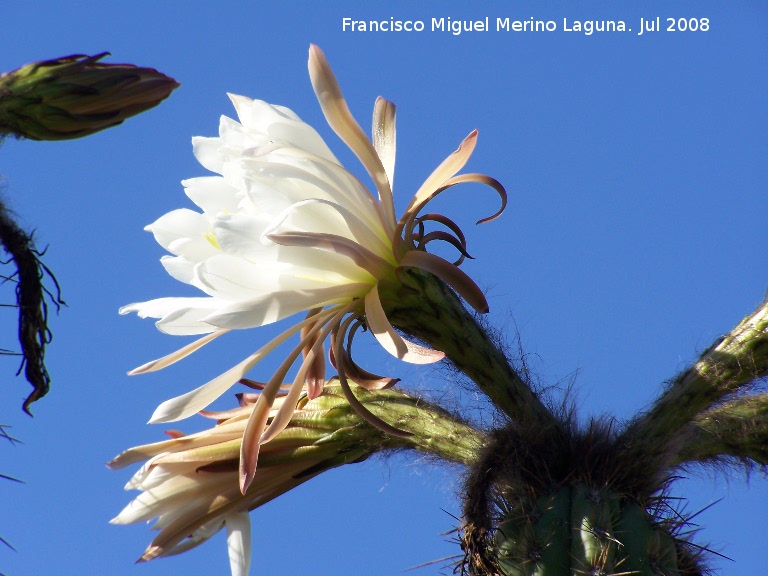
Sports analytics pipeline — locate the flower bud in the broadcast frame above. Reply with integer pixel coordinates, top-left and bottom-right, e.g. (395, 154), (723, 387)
(109, 383), (481, 572)
(0, 52), (179, 140)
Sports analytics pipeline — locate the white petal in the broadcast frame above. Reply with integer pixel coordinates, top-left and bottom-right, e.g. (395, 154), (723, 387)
(219, 114), (259, 150)
(120, 297), (222, 336)
(125, 458), (178, 491)
(159, 255), (196, 284)
(212, 213), (274, 258)
(111, 473), (197, 524)
(273, 246), (378, 287)
(226, 513), (252, 576)
(194, 253), (282, 300)
(231, 97), (338, 163)
(240, 151), (375, 221)
(227, 93), (255, 125)
(200, 283), (368, 330)
(183, 176), (241, 214)
(191, 135), (225, 174)
(146, 209), (214, 258)
(120, 297), (212, 320)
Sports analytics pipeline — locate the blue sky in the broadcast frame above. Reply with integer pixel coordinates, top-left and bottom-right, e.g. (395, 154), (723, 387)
(0, 1), (766, 574)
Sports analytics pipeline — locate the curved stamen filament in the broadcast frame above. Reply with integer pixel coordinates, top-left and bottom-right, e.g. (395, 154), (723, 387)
(338, 318), (400, 390)
(394, 170), (507, 260)
(239, 301), (358, 492)
(261, 304), (355, 444)
(129, 329), (231, 375)
(332, 313), (412, 437)
(411, 213), (468, 250)
(300, 308), (326, 400)
(149, 307), (342, 423)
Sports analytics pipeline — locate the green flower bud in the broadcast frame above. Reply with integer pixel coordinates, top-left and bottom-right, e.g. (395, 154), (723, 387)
(0, 52), (179, 140)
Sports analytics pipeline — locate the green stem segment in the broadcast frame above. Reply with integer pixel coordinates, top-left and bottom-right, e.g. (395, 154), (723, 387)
(382, 268), (557, 431)
(621, 300), (768, 468)
(675, 392), (768, 467)
(494, 484), (681, 576)
(295, 384), (483, 467)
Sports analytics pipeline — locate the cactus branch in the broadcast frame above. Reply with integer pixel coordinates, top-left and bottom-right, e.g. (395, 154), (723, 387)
(674, 392), (768, 467)
(620, 300), (768, 470)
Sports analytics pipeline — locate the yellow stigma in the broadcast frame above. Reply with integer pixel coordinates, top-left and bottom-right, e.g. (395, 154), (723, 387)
(203, 230), (220, 249)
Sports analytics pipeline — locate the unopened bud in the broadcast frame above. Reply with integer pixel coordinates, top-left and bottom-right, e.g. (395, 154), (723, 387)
(0, 52), (179, 141)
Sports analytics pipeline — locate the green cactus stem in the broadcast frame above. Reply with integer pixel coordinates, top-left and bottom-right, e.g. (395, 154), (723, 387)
(620, 300), (768, 473)
(383, 268), (559, 433)
(493, 484), (683, 576)
(675, 392), (768, 467)
(294, 384), (484, 467)
(460, 419), (708, 576)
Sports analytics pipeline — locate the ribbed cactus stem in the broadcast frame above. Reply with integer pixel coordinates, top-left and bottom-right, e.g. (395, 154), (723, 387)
(494, 484), (682, 576)
(382, 268), (557, 431)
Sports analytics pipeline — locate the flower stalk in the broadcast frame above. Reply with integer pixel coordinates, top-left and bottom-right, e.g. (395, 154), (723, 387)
(383, 268), (557, 431)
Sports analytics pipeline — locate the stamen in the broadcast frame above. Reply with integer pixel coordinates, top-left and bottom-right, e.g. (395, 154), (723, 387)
(333, 314), (412, 437)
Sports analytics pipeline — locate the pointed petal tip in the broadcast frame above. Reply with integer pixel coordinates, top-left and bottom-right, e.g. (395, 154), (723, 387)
(239, 411), (265, 495)
(147, 406), (174, 424)
(239, 470), (253, 495)
(307, 44), (325, 71)
(226, 513), (253, 576)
